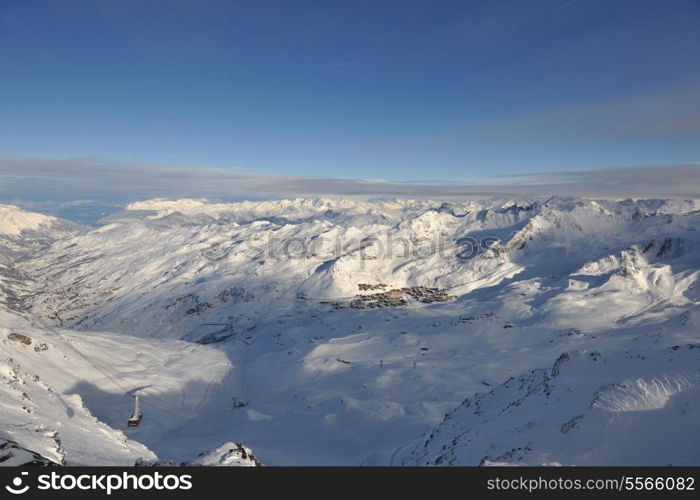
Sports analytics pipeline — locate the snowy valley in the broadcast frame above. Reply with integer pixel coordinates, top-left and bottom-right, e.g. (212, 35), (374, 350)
(1, 196), (699, 466)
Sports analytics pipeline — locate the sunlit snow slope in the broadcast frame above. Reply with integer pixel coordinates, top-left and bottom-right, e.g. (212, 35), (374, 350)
(1, 197), (699, 465)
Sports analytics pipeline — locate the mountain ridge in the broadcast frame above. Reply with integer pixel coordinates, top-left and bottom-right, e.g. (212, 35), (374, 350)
(0, 196), (698, 465)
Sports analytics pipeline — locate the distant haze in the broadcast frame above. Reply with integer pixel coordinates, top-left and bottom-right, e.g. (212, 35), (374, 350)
(2, 156), (699, 202)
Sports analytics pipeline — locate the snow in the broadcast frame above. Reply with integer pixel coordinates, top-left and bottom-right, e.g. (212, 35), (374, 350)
(592, 373), (698, 412)
(0, 204), (58, 237)
(397, 345), (700, 466)
(0, 438), (59, 466)
(0, 309), (229, 465)
(0, 196), (699, 465)
(189, 442), (261, 466)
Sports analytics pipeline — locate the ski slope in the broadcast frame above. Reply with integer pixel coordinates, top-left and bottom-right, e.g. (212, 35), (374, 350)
(0, 196), (698, 465)
(0, 309), (230, 465)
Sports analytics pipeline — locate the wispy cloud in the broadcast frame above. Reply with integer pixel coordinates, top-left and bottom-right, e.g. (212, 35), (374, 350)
(456, 84), (700, 143)
(553, 0), (578, 12)
(0, 156), (698, 206)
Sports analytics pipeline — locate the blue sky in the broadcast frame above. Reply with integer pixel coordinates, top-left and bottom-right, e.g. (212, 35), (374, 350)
(1, 0), (699, 182)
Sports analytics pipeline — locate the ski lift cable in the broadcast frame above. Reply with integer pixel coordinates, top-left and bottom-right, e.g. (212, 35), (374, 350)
(62, 338), (194, 418)
(32, 316), (194, 419)
(61, 335), (193, 419)
(238, 334), (250, 405)
(46, 330), (193, 419)
(138, 398), (192, 420)
(62, 339), (191, 416)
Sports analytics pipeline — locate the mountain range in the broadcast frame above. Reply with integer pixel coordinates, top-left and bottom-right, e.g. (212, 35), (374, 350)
(1, 196), (698, 465)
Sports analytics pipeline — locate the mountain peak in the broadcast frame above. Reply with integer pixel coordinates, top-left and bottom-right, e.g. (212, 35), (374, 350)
(0, 203), (59, 236)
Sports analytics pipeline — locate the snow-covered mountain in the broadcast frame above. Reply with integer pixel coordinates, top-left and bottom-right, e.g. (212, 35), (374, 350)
(0, 197), (699, 465)
(0, 204), (83, 316)
(0, 307), (231, 465)
(398, 343), (700, 466)
(0, 203), (78, 239)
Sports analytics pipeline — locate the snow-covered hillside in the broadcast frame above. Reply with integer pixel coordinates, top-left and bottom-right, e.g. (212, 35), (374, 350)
(0, 203), (66, 238)
(0, 197), (699, 465)
(18, 197), (700, 340)
(0, 308), (232, 465)
(398, 341), (700, 466)
(0, 204), (83, 317)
